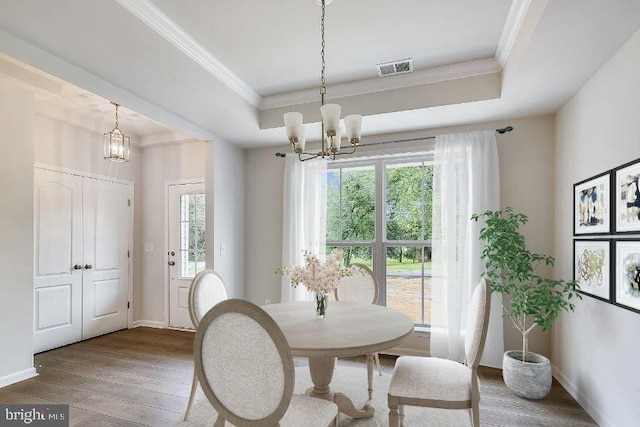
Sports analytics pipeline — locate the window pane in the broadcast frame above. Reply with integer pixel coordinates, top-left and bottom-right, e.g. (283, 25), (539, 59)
(386, 246), (432, 325)
(326, 170), (341, 241)
(195, 194), (206, 222)
(386, 163), (433, 241)
(326, 245), (372, 268)
(189, 222), (197, 250)
(188, 195), (196, 222)
(179, 193), (206, 278)
(327, 166), (375, 241)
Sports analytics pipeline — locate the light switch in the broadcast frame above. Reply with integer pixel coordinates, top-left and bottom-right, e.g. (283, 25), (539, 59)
(219, 243), (226, 255)
(145, 243), (154, 252)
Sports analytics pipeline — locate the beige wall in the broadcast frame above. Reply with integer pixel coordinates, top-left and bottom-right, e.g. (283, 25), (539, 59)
(138, 141), (208, 323)
(244, 114), (557, 357)
(0, 80), (35, 385)
(211, 140), (245, 299)
(34, 114), (140, 182)
(554, 29), (640, 426)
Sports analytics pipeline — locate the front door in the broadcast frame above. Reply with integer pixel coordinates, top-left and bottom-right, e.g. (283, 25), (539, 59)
(168, 182), (206, 328)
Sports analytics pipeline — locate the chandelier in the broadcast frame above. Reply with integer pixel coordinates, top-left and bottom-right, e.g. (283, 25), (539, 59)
(103, 102), (130, 162)
(283, 0), (362, 161)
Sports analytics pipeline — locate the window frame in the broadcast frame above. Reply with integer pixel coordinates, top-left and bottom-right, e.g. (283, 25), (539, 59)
(326, 152), (434, 327)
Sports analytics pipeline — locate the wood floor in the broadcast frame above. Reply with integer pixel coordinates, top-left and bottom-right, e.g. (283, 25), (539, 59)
(0, 327), (597, 426)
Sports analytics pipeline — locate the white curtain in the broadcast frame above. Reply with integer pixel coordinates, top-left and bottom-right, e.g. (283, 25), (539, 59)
(281, 155), (327, 302)
(431, 130), (504, 368)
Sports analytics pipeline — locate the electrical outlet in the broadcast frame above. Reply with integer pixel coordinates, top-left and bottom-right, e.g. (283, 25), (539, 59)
(144, 243), (154, 252)
(265, 298), (271, 305)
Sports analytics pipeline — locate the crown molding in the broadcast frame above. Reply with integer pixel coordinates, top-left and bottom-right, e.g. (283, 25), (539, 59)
(115, 0), (528, 113)
(115, 0), (261, 107)
(259, 58), (501, 110)
(495, 0), (532, 67)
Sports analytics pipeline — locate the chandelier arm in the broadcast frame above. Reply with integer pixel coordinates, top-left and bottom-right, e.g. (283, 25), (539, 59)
(298, 152), (323, 162)
(333, 146), (357, 156)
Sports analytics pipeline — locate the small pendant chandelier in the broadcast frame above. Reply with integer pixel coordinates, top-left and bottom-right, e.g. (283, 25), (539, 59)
(283, 0), (362, 161)
(104, 102), (130, 162)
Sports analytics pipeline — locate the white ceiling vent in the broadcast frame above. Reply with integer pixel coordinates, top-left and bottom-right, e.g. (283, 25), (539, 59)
(376, 58), (414, 78)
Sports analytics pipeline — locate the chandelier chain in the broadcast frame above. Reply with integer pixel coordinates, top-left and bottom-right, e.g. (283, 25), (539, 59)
(115, 104), (119, 128)
(283, 0), (361, 162)
(320, 0), (326, 105)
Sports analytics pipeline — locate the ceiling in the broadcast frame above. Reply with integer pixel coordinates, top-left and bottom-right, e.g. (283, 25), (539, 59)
(0, 0), (639, 148)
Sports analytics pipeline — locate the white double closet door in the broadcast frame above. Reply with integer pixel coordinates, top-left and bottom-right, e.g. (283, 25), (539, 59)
(34, 167), (131, 353)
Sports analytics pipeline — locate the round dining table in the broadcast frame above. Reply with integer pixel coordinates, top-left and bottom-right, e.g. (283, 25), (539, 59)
(263, 301), (414, 419)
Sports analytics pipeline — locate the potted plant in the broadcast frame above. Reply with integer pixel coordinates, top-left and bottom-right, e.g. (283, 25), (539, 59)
(471, 207), (581, 399)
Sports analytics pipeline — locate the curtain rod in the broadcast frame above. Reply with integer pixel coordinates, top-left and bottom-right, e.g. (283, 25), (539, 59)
(274, 126), (513, 157)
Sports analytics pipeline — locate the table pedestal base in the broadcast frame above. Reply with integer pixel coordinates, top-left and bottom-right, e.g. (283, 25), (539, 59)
(307, 356), (375, 419)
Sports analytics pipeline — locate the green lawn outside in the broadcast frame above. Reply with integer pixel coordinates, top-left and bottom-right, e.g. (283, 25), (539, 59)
(349, 257), (433, 272)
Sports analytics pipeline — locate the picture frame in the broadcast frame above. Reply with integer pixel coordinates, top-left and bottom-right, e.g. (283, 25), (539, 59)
(614, 158), (640, 233)
(614, 239), (640, 313)
(573, 171), (611, 235)
(573, 239), (612, 302)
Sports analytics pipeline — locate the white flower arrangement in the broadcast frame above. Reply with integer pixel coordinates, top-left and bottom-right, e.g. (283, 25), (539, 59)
(279, 249), (360, 294)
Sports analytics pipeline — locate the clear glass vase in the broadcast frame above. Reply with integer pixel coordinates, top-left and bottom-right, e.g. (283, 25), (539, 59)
(315, 292), (328, 318)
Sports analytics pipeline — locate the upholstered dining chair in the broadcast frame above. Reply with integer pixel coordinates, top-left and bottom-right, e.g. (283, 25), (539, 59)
(334, 263), (382, 400)
(387, 278), (491, 427)
(183, 270), (228, 421)
(194, 299), (339, 426)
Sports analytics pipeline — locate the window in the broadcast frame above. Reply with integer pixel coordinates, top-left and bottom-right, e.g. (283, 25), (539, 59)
(326, 155), (433, 326)
(180, 193), (206, 277)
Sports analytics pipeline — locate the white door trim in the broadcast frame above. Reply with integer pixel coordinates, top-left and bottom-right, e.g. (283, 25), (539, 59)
(35, 163), (135, 329)
(163, 178), (205, 327)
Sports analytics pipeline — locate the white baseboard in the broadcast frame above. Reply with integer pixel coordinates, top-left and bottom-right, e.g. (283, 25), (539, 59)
(552, 365), (613, 427)
(131, 320), (166, 329)
(0, 367), (38, 388)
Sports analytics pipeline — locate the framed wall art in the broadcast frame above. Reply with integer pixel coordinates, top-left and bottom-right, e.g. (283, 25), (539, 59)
(614, 240), (640, 313)
(614, 158), (640, 233)
(573, 239), (612, 301)
(574, 172), (611, 235)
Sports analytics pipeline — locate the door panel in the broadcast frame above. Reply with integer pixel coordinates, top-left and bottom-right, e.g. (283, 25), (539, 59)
(168, 182), (205, 329)
(35, 284), (73, 330)
(33, 168), (82, 352)
(82, 178), (130, 340)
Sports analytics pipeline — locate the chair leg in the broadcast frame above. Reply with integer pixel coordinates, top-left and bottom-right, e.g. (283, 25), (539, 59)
(471, 402), (480, 427)
(183, 371), (198, 421)
(389, 395), (400, 427)
(214, 414), (225, 427)
(366, 354), (374, 400)
(374, 352), (383, 376)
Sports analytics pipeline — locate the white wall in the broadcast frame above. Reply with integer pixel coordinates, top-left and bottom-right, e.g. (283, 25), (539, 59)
(0, 80), (35, 386)
(211, 139), (245, 299)
(554, 29), (640, 427)
(244, 115), (556, 357)
(34, 114), (140, 182)
(138, 141), (208, 323)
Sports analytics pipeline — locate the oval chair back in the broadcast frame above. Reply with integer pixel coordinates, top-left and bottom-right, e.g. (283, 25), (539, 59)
(188, 269), (228, 328)
(194, 299), (294, 425)
(334, 263), (378, 304)
(183, 270), (228, 421)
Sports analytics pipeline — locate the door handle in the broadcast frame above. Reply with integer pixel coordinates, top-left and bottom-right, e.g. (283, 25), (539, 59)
(168, 261), (176, 266)
(84, 264), (93, 270)
(74, 264), (83, 270)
